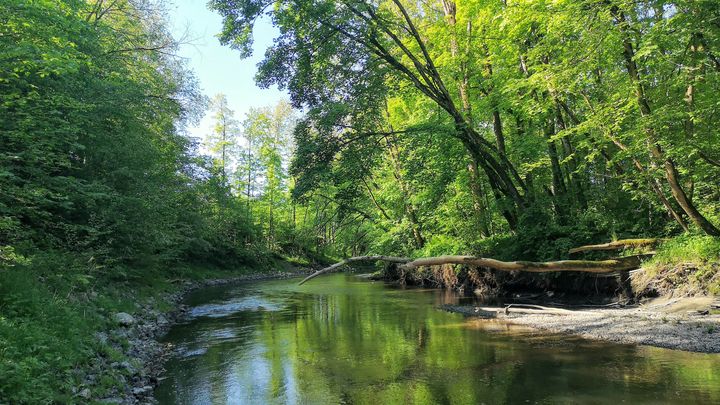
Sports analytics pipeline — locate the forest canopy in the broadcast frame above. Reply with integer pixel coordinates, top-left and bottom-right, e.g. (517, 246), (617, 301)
(209, 0), (720, 260)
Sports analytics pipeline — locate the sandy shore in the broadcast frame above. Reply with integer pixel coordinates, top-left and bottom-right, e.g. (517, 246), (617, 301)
(443, 297), (720, 353)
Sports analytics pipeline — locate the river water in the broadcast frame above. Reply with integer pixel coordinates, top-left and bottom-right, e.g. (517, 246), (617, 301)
(155, 273), (720, 404)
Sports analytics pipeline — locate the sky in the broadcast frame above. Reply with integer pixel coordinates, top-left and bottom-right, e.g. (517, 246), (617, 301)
(168, 0), (287, 140)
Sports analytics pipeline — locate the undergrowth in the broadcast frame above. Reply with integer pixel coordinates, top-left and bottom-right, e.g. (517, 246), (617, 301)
(634, 236), (720, 296)
(0, 250), (275, 404)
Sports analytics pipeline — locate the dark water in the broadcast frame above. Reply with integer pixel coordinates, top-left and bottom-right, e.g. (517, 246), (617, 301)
(155, 274), (720, 404)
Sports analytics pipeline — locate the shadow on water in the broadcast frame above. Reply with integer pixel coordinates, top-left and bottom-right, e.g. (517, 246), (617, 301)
(155, 273), (720, 404)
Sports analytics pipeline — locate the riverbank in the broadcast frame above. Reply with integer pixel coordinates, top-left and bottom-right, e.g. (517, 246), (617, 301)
(0, 244), (319, 404)
(443, 296), (720, 353)
(94, 268), (310, 404)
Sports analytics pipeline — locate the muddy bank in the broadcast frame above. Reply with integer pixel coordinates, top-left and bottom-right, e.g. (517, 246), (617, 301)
(443, 297), (720, 353)
(90, 269), (309, 404)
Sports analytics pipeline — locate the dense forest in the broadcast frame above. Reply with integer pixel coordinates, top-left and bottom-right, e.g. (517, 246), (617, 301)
(1, 0), (720, 402)
(210, 0), (720, 258)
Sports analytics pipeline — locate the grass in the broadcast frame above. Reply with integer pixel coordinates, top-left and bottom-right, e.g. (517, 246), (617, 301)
(0, 250), (276, 404)
(0, 259), (103, 403)
(649, 235), (720, 266)
(634, 235), (720, 296)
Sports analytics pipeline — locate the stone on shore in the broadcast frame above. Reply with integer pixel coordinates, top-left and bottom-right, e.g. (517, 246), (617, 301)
(113, 312), (136, 327)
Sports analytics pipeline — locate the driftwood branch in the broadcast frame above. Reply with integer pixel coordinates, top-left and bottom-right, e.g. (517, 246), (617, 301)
(568, 238), (661, 254)
(299, 254), (645, 285)
(492, 304), (594, 316)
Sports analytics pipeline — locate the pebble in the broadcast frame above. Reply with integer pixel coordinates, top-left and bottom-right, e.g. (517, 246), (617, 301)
(120, 361), (135, 372)
(156, 314), (168, 325)
(444, 304), (720, 353)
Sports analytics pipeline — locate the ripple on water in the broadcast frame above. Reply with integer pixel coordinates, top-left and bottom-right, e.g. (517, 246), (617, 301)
(179, 347), (208, 358)
(187, 296), (282, 318)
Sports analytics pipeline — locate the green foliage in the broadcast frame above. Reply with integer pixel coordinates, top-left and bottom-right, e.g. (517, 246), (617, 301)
(0, 249), (270, 403)
(211, 0), (720, 264)
(651, 236), (720, 266)
(0, 254), (100, 403)
(416, 235), (468, 258)
(0, 2), (281, 401)
(4, 0), (720, 398)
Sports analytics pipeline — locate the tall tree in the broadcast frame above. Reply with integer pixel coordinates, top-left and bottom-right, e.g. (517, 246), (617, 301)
(206, 93), (239, 186)
(241, 101), (297, 245)
(210, 0), (527, 228)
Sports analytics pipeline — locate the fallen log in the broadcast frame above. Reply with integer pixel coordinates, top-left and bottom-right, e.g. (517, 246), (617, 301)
(298, 254), (643, 285)
(399, 255), (642, 273)
(568, 238), (661, 254)
(299, 255), (410, 285)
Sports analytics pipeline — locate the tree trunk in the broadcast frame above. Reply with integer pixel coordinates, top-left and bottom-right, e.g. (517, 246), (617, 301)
(441, 0), (490, 236)
(544, 118), (566, 197)
(577, 87), (691, 231)
(383, 132), (426, 248)
(554, 100), (587, 209)
(568, 238), (661, 254)
(612, 6), (720, 236)
(467, 160), (491, 237)
(299, 255), (411, 285)
(492, 109), (506, 155)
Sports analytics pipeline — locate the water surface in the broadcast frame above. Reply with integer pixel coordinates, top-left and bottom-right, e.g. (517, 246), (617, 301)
(155, 273), (720, 404)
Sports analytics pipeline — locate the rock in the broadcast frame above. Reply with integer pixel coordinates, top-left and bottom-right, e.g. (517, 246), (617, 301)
(99, 397), (123, 404)
(111, 328), (130, 339)
(120, 361), (136, 374)
(95, 332), (109, 345)
(156, 314), (168, 325)
(113, 312), (136, 327)
(132, 386), (153, 395)
(78, 388), (91, 399)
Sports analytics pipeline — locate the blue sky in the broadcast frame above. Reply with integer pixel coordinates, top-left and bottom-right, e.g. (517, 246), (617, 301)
(168, 0), (287, 139)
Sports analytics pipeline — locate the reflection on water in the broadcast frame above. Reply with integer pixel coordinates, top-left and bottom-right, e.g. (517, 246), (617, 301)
(155, 274), (720, 404)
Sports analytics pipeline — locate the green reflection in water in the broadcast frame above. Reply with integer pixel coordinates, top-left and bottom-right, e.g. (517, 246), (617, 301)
(155, 274), (720, 404)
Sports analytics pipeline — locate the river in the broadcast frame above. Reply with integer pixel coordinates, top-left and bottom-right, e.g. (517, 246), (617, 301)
(155, 273), (720, 404)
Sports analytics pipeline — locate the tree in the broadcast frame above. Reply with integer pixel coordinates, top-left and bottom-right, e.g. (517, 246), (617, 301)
(206, 93), (239, 186)
(210, 0), (527, 228)
(240, 101), (297, 246)
(210, 0), (720, 259)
